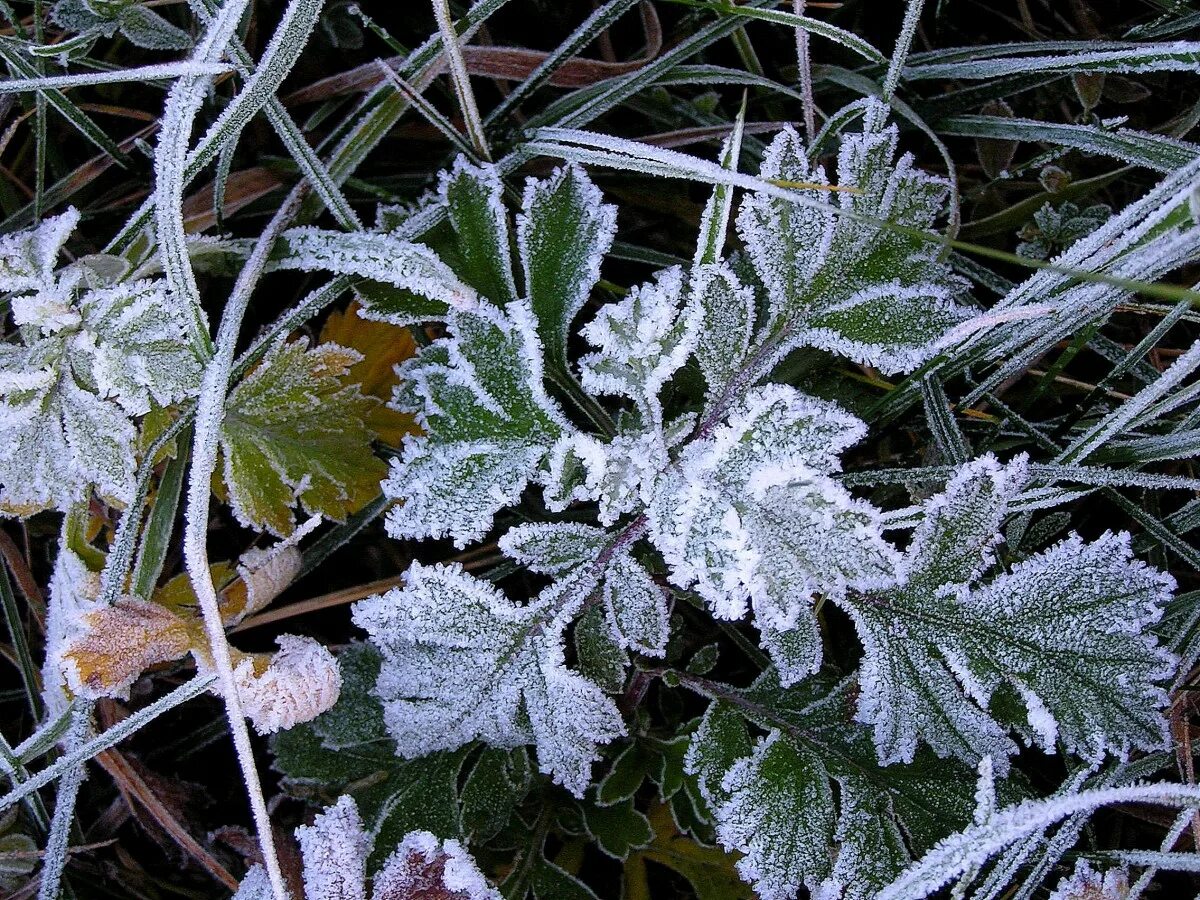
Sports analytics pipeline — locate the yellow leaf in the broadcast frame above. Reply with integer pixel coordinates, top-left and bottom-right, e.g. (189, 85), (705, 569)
(625, 804), (753, 900)
(320, 299), (421, 447)
(63, 599), (199, 698)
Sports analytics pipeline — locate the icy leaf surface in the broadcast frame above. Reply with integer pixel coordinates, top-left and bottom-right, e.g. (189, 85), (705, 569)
(646, 385), (898, 683)
(441, 157), (517, 305)
(231, 634), (342, 735)
(274, 227), (479, 321)
(517, 163), (616, 371)
(737, 98), (971, 374)
(63, 599), (193, 699)
(292, 795), (501, 900)
(384, 301), (570, 548)
(841, 454), (1177, 768)
(578, 266), (699, 430)
(353, 561), (624, 796)
(296, 794), (370, 900)
(687, 674), (978, 900)
(221, 338), (385, 537)
(688, 263), (756, 402)
(500, 522), (670, 656)
(52, 0), (193, 50)
(0, 211), (202, 514)
(715, 730), (835, 899)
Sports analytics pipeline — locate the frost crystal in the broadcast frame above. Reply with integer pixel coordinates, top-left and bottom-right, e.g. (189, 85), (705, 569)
(384, 301), (571, 548)
(353, 561), (625, 796)
(647, 385), (899, 683)
(842, 454), (1177, 769)
(0, 211), (202, 514)
(230, 635), (342, 735)
(736, 98), (971, 374)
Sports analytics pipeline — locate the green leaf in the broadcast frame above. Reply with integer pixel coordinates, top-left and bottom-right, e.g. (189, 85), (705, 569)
(597, 741), (657, 806)
(738, 97), (971, 374)
(221, 338), (386, 536)
(517, 163), (616, 372)
(715, 731), (835, 897)
(530, 858), (599, 900)
(385, 302), (570, 547)
(841, 454), (1177, 769)
(118, 5), (193, 50)
(270, 720), (465, 860)
(443, 157), (518, 305)
(685, 702), (751, 809)
(574, 604), (628, 694)
(582, 796), (653, 860)
(460, 747), (529, 842)
(309, 642), (386, 751)
(273, 227), (478, 326)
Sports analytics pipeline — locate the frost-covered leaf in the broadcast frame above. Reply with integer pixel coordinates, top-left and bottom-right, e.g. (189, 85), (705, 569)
(51, 0), (192, 50)
(296, 794), (370, 900)
(310, 642), (386, 751)
(230, 634), (342, 735)
(737, 98), (971, 374)
(517, 163), (616, 371)
(686, 674), (979, 900)
(0, 213), (202, 514)
(353, 561), (625, 796)
(688, 263), (756, 402)
(685, 701), (752, 809)
(232, 866), (272, 900)
(500, 522), (670, 656)
(0, 207), (77, 295)
(384, 301), (570, 547)
(294, 795), (500, 900)
(543, 424), (676, 527)
(115, 4), (193, 50)
(841, 454), (1177, 769)
(220, 338), (386, 536)
(62, 598), (194, 699)
(647, 385), (898, 684)
(715, 730), (835, 899)
(442, 157), (517, 305)
(828, 775), (910, 900)
(578, 267), (698, 429)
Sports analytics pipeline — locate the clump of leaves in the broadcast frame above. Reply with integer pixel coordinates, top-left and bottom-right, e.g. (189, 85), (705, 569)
(3, 1), (1200, 898)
